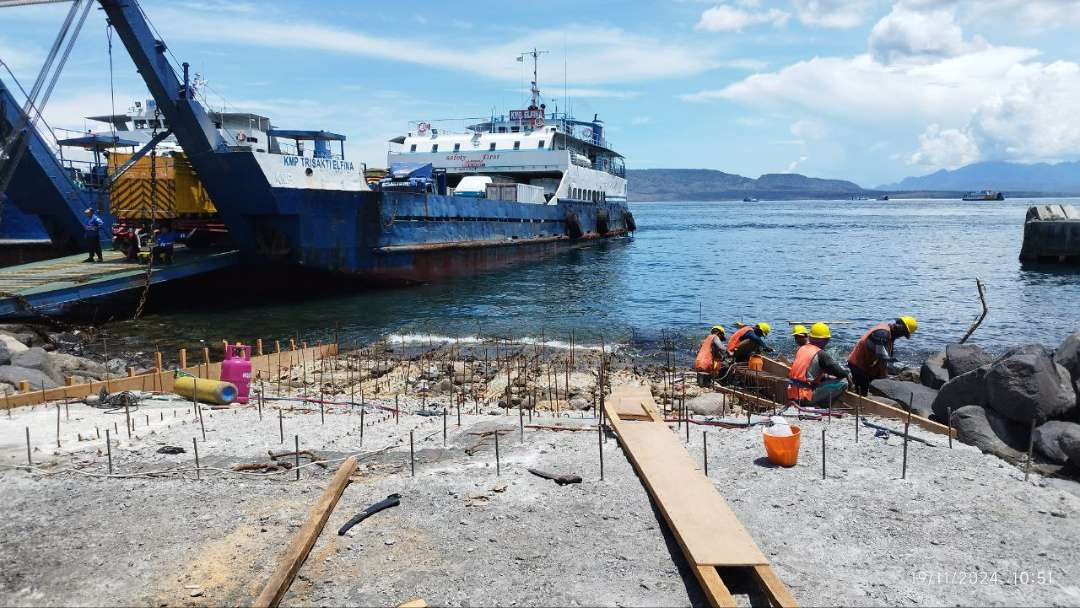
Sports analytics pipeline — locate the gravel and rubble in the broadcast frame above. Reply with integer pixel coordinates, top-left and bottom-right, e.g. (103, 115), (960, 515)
(1, 343), (1079, 606)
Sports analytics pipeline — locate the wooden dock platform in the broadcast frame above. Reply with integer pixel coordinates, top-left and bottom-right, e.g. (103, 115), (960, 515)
(0, 247), (241, 318)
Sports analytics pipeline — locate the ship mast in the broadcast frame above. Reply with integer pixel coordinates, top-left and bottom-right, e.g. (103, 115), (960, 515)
(518, 48), (548, 109)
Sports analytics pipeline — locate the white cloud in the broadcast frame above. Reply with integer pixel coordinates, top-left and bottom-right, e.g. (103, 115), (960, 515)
(151, 8), (720, 86)
(790, 118), (827, 139)
(683, 3), (1080, 170)
(792, 0), (874, 28)
(695, 4), (790, 32)
(908, 124), (979, 168)
(631, 116), (652, 125)
(868, 4), (982, 65)
(0, 40), (41, 73)
(903, 0), (1080, 32)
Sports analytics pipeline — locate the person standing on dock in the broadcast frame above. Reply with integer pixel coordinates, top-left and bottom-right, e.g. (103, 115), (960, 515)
(787, 323), (850, 406)
(694, 325), (728, 377)
(791, 325), (809, 348)
(83, 207), (104, 263)
(846, 316), (918, 395)
(727, 322), (774, 363)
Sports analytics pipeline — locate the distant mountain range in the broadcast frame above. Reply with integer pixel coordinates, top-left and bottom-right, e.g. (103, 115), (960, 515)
(880, 161), (1080, 193)
(626, 169), (867, 201)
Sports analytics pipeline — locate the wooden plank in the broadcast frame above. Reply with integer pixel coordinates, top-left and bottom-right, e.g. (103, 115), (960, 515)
(612, 420), (768, 566)
(606, 384), (659, 421)
(397, 599), (428, 608)
(695, 565), (736, 608)
(759, 357), (954, 437)
(1, 343), (337, 409)
(751, 565), (799, 608)
(253, 456), (357, 608)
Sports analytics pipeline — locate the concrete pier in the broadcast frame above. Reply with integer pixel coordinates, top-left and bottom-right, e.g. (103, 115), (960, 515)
(1020, 204), (1080, 263)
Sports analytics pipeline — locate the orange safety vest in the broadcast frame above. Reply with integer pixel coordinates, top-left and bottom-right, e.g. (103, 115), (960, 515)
(694, 334), (721, 373)
(847, 322), (894, 378)
(727, 326), (754, 354)
(787, 344), (821, 401)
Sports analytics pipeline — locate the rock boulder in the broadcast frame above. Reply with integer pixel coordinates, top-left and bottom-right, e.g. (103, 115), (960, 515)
(984, 344), (1076, 424)
(0, 334), (29, 365)
(945, 343), (994, 378)
(0, 365), (59, 390)
(10, 347), (63, 384)
(931, 367), (988, 421)
(950, 405), (1028, 460)
(869, 379), (937, 417)
(1033, 420), (1080, 466)
(686, 393), (726, 416)
(920, 351), (949, 389)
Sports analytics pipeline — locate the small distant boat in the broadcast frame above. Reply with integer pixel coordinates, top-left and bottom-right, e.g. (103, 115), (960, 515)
(877, 195), (889, 201)
(742, 197), (758, 202)
(963, 190), (1005, 201)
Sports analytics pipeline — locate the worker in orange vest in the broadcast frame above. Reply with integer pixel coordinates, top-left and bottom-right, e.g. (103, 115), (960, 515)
(791, 324), (809, 348)
(693, 325), (727, 377)
(847, 316), (918, 395)
(787, 323), (850, 406)
(727, 322), (773, 363)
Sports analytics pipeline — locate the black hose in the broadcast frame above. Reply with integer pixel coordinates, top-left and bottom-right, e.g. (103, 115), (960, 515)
(337, 493), (401, 535)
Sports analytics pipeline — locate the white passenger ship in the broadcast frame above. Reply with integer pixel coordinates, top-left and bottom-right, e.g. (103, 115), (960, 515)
(387, 50), (627, 206)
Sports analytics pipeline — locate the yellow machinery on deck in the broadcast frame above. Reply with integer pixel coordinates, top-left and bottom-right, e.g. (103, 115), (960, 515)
(107, 151), (217, 219)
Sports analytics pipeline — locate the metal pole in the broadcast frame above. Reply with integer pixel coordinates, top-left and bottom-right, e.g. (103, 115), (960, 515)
(821, 429), (826, 480)
(703, 431), (708, 476)
(25, 427), (32, 468)
(1025, 418), (1036, 481)
(360, 408), (365, 447)
(443, 408), (448, 446)
(947, 407), (953, 449)
(598, 421), (604, 481)
(295, 435), (300, 480)
(494, 429), (501, 476)
(105, 428), (112, 474)
(410, 430), (415, 476)
(278, 409), (284, 444)
(902, 396), (912, 479)
(193, 437), (200, 480)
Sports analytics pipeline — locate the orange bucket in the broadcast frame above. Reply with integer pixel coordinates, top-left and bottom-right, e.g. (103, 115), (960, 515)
(763, 425), (801, 467)
(747, 355), (764, 371)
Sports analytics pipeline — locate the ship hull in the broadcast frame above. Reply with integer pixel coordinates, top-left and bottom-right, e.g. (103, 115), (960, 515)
(244, 189), (632, 282)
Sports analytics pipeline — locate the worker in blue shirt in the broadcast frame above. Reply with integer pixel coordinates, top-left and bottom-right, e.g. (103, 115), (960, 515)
(83, 207), (104, 262)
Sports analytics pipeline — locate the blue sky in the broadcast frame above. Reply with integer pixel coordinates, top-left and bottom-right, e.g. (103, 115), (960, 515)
(2, 0), (1080, 187)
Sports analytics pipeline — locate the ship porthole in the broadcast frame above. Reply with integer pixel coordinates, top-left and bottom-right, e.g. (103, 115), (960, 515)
(305, 168), (314, 176)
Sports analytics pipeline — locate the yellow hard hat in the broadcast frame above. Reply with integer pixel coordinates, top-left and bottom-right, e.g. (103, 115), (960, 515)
(791, 324), (808, 337)
(756, 322), (771, 336)
(711, 325), (726, 335)
(810, 322), (831, 339)
(898, 316), (918, 336)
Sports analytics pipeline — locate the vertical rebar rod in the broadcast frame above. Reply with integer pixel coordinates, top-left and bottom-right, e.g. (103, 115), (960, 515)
(360, 408), (365, 447)
(56, 404), (61, 448)
(1025, 418), (1036, 481)
(410, 430), (415, 477)
(443, 408), (448, 446)
(703, 430), (708, 476)
(25, 427), (32, 467)
(598, 421), (604, 481)
(295, 435), (300, 480)
(494, 429), (501, 476)
(193, 437), (200, 480)
(105, 428), (112, 474)
(947, 407), (953, 449)
(821, 429), (826, 480)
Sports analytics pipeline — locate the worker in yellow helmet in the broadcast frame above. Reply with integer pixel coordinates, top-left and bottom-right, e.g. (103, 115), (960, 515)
(727, 322), (774, 363)
(847, 316), (918, 395)
(693, 325), (727, 379)
(787, 323), (851, 406)
(791, 324), (809, 348)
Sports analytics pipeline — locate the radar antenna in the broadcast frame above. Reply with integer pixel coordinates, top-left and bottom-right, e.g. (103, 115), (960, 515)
(517, 48), (548, 109)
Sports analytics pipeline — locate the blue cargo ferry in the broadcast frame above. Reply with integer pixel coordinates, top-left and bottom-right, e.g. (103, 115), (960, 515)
(96, 1), (633, 283)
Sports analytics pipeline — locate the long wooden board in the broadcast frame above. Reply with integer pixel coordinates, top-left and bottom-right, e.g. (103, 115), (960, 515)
(604, 385), (796, 607)
(253, 456), (357, 608)
(613, 421), (767, 566)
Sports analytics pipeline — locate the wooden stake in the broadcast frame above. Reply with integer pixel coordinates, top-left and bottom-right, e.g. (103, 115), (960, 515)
(179, 348), (187, 369)
(253, 456), (357, 608)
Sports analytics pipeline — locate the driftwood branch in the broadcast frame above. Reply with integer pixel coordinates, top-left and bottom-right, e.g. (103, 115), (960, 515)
(959, 278), (988, 344)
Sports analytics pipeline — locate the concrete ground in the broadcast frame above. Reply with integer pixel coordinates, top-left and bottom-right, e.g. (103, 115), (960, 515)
(1, 384), (1078, 607)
